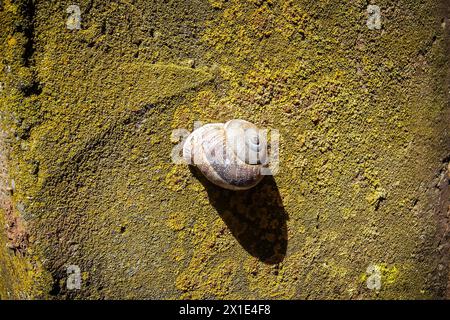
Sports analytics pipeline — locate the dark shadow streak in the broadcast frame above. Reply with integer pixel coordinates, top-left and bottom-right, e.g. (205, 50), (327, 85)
(189, 167), (289, 264)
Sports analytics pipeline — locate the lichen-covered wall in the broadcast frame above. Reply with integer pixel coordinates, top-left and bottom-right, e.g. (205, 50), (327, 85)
(0, 0), (449, 299)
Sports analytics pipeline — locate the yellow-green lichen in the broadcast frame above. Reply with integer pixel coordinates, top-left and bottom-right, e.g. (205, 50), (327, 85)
(0, 0), (449, 299)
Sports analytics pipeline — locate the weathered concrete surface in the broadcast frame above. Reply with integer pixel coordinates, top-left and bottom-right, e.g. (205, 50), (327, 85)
(0, 0), (449, 299)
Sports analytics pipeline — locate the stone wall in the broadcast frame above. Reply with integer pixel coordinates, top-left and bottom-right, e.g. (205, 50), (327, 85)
(0, 0), (449, 299)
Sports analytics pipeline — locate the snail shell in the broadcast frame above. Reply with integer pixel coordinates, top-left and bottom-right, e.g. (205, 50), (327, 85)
(183, 119), (268, 190)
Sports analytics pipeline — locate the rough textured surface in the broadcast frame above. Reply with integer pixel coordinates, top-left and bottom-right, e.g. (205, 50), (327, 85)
(0, 0), (449, 299)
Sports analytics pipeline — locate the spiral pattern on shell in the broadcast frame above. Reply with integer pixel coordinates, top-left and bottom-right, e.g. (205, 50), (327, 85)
(183, 119), (268, 190)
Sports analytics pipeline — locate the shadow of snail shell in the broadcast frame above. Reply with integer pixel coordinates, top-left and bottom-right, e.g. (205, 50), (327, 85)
(183, 119), (269, 190)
